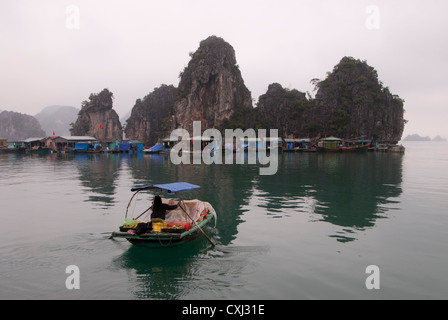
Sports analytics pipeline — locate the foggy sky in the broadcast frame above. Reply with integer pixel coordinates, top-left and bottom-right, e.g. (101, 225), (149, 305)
(1, 0), (447, 139)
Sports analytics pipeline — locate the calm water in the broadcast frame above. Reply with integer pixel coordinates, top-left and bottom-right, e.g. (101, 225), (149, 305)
(1, 141), (447, 300)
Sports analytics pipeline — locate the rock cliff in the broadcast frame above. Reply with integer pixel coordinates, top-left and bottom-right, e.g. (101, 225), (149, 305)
(249, 57), (406, 143)
(71, 89), (122, 141)
(67, 40), (405, 145)
(124, 84), (177, 145)
(254, 83), (313, 138)
(313, 57), (405, 143)
(166, 36), (253, 134)
(0, 111), (46, 140)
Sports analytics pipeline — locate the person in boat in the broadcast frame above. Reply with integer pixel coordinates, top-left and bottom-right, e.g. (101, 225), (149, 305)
(151, 195), (179, 221)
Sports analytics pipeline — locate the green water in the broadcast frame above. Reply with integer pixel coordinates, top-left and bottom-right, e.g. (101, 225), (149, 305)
(1, 141), (447, 299)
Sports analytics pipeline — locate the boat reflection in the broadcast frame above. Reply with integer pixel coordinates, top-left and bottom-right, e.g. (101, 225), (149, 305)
(111, 238), (212, 299)
(74, 153), (124, 209)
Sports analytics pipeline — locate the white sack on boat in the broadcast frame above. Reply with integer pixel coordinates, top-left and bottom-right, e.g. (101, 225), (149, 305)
(164, 199), (216, 224)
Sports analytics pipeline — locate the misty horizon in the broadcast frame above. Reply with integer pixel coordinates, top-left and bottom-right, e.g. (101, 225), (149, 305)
(1, 0), (448, 138)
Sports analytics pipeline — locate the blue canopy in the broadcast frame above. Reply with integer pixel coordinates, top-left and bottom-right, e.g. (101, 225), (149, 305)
(148, 143), (163, 152)
(119, 143), (131, 151)
(131, 182), (200, 193)
(74, 143), (89, 151)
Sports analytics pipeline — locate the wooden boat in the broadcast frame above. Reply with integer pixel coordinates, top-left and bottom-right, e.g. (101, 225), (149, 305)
(111, 182), (216, 248)
(316, 137), (371, 152)
(112, 211), (215, 247)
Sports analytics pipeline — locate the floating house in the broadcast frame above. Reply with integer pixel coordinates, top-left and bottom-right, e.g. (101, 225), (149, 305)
(160, 136), (178, 151)
(128, 140), (144, 152)
(240, 137), (283, 151)
(41, 136), (97, 152)
(119, 142), (131, 152)
(317, 137), (370, 152)
(108, 139), (121, 151)
(74, 143), (91, 152)
(0, 139), (26, 153)
(6, 141), (26, 151)
(105, 140), (143, 153)
(23, 137), (48, 153)
(184, 136), (215, 152)
(283, 138), (311, 152)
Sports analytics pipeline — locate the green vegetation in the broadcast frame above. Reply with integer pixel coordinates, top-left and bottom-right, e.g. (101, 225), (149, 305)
(221, 105), (254, 131)
(313, 57), (405, 142)
(328, 109), (349, 136)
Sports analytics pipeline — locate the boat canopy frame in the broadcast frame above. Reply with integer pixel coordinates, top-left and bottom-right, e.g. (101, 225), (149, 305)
(125, 181), (215, 247)
(130, 182), (200, 194)
(126, 182), (200, 219)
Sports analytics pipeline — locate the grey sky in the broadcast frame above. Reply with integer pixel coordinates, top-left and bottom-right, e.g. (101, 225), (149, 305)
(1, 0), (447, 138)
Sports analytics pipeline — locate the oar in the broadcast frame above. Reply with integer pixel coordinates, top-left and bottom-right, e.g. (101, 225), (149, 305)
(135, 206), (153, 221)
(178, 199), (215, 247)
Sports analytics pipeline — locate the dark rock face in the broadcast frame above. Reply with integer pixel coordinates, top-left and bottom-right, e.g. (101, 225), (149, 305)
(313, 57), (405, 143)
(166, 36), (253, 134)
(124, 85), (177, 145)
(223, 56), (405, 143)
(71, 89), (122, 141)
(70, 41), (405, 145)
(0, 111), (46, 140)
(254, 83), (313, 138)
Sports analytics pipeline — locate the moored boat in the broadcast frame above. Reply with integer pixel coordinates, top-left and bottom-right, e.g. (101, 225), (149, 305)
(316, 137), (371, 152)
(144, 143), (163, 154)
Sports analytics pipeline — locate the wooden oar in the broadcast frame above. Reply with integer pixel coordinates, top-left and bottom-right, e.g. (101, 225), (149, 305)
(178, 199), (215, 247)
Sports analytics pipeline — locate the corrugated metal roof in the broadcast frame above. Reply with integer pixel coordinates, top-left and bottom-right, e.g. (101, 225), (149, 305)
(59, 136), (97, 141)
(23, 137), (45, 143)
(320, 137), (342, 141)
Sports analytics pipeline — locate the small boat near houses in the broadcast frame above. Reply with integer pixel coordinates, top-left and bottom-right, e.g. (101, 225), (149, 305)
(144, 143), (163, 154)
(316, 137), (371, 152)
(111, 182), (216, 248)
(282, 138), (314, 152)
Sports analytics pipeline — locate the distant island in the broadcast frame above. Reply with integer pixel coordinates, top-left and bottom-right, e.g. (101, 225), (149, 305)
(433, 135), (447, 142)
(35, 105), (79, 136)
(0, 110), (46, 140)
(403, 134), (446, 142)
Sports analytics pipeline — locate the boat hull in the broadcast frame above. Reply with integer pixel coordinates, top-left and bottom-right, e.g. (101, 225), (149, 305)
(111, 212), (215, 248)
(316, 144), (370, 152)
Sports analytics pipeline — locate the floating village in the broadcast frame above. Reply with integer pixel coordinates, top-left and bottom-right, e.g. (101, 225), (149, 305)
(0, 135), (405, 155)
